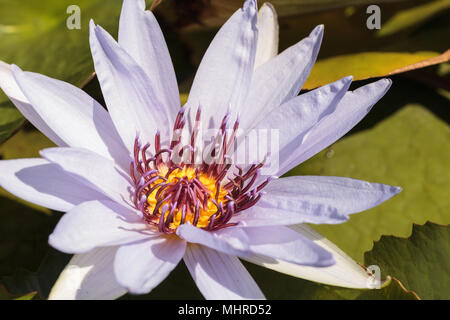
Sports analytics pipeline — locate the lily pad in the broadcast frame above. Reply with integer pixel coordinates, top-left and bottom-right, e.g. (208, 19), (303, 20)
(0, 191), (68, 299)
(1, 247), (70, 299)
(0, 0), (123, 144)
(303, 51), (441, 89)
(365, 222), (449, 299)
(0, 100), (24, 144)
(0, 196), (60, 277)
(13, 291), (39, 300)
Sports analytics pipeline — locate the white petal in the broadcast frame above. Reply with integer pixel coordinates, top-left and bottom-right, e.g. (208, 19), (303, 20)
(176, 223), (251, 257)
(10, 65), (129, 168)
(257, 175), (401, 223)
(254, 3), (279, 68)
(49, 200), (153, 254)
(48, 246), (127, 300)
(278, 79), (392, 176)
(118, 0), (180, 123)
(89, 21), (170, 149)
(186, 0), (258, 128)
(179, 224), (332, 267)
(243, 224), (385, 289)
(184, 244), (265, 300)
(226, 226), (334, 267)
(241, 25), (323, 130)
(40, 147), (133, 205)
(233, 205), (345, 227)
(114, 235), (186, 294)
(0, 61), (66, 146)
(251, 76), (352, 167)
(0, 158), (105, 212)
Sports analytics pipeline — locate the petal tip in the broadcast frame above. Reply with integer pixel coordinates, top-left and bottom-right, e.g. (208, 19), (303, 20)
(260, 2), (276, 14)
(392, 185), (402, 195)
(243, 0), (258, 17)
(48, 233), (74, 255)
(309, 24), (324, 44)
(379, 77), (393, 89)
(39, 148), (49, 158)
(89, 19), (96, 29)
(39, 147), (59, 161)
(313, 24), (325, 35)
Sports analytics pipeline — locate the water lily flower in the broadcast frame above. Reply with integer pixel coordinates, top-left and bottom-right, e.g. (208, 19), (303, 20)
(0, 0), (401, 300)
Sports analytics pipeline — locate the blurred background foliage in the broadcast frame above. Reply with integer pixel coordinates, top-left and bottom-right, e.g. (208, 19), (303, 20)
(0, 0), (448, 300)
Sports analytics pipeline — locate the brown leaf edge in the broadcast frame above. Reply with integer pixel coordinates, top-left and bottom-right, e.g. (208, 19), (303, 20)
(355, 263), (421, 300)
(149, 0), (163, 11)
(391, 277), (421, 300)
(389, 49), (450, 75)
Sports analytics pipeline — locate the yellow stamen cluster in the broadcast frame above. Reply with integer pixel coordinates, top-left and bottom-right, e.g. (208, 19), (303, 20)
(145, 166), (228, 230)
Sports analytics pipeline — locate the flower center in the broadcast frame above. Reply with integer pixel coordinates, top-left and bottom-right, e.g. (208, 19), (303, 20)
(130, 107), (270, 234)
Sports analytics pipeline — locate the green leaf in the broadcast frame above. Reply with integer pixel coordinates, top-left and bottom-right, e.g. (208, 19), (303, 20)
(0, 196), (60, 276)
(1, 248), (70, 299)
(0, 0), (123, 144)
(303, 51), (440, 89)
(180, 93), (189, 106)
(0, 0), (122, 85)
(14, 292), (38, 300)
(0, 191), (69, 299)
(0, 99), (24, 145)
(0, 285), (38, 300)
(380, 9), (450, 53)
(0, 125), (55, 160)
(289, 79), (450, 262)
(365, 222), (449, 299)
(377, 0), (450, 37)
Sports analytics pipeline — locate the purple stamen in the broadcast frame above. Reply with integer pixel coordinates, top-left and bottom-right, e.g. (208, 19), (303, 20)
(129, 110), (271, 234)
